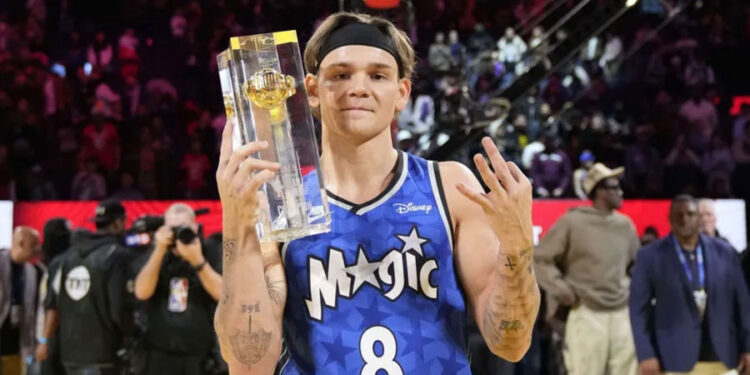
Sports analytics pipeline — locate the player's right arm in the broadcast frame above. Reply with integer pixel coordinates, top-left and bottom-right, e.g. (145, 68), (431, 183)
(214, 123), (287, 375)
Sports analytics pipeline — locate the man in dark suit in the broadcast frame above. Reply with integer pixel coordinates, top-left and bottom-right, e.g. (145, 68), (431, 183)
(630, 195), (750, 375)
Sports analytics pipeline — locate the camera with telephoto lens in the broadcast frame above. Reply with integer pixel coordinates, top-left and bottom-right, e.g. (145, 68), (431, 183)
(172, 225), (197, 245)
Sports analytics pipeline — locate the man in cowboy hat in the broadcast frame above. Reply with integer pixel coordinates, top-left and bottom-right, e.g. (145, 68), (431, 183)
(535, 163), (640, 375)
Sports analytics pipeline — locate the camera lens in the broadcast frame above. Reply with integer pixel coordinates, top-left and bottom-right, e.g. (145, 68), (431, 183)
(173, 225), (196, 245)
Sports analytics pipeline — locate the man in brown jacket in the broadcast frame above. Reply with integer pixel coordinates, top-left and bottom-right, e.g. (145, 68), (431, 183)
(534, 163), (640, 375)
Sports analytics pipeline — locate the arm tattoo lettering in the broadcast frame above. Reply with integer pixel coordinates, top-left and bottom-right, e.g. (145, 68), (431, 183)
(229, 303), (272, 370)
(499, 320), (523, 332)
(483, 247), (539, 348)
(223, 239), (236, 262)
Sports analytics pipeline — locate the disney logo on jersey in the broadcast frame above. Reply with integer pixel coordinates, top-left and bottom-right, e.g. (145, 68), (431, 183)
(305, 226), (438, 321)
(393, 202), (433, 215)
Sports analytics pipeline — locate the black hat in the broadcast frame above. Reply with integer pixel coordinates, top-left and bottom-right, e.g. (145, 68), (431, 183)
(89, 200), (126, 224)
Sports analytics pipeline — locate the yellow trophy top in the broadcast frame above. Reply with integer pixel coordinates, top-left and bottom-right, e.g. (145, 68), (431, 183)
(230, 30), (298, 50)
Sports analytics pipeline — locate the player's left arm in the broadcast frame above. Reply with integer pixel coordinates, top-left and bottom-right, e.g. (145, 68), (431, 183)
(440, 137), (540, 362)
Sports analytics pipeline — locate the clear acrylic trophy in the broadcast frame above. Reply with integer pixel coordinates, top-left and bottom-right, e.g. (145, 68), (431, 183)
(217, 31), (330, 242)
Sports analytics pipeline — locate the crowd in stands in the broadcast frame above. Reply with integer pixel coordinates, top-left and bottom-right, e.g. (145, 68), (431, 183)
(1, 0), (749, 202)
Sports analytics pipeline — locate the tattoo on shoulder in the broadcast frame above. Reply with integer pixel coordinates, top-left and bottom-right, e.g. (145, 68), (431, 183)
(229, 302), (272, 370)
(223, 239), (236, 262)
(265, 274), (284, 307)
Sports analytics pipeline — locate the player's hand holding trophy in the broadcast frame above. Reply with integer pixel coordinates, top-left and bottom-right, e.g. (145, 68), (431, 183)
(218, 31), (330, 242)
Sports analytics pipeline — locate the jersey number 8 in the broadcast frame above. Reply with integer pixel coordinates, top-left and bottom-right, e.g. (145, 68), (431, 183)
(360, 326), (404, 375)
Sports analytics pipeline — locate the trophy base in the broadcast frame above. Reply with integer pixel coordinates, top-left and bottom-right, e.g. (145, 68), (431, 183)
(269, 223), (331, 243)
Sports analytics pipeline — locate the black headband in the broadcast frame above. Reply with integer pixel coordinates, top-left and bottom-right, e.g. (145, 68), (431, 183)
(315, 22), (404, 78)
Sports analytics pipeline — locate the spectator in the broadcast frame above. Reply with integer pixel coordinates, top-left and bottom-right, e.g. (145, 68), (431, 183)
(679, 87), (718, 153)
(0, 144), (15, 200)
(572, 150), (595, 200)
(733, 103), (750, 141)
(732, 122), (750, 198)
(186, 110), (217, 160)
(625, 125), (663, 197)
(109, 171), (144, 201)
(118, 28), (139, 61)
(521, 135), (545, 172)
(43, 201), (131, 375)
(535, 163), (639, 375)
(134, 203), (222, 375)
(531, 134), (571, 198)
(497, 27), (527, 76)
(121, 75), (144, 121)
(71, 158), (107, 200)
(428, 32), (451, 74)
(697, 198), (729, 242)
(79, 102), (120, 172)
(137, 127), (159, 199)
(664, 135), (704, 196)
(466, 23), (495, 57)
(701, 133), (734, 198)
(408, 90), (435, 134)
(599, 33), (623, 78)
(0, 226), (42, 375)
(683, 52), (715, 89)
(630, 195), (750, 375)
(25, 164), (57, 201)
(180, 138), (211, 199)
(640, 226), (660, 247)
(501, 114), (529, 166)
(447, 30), (465, 69)
(86, 31), (114, 71)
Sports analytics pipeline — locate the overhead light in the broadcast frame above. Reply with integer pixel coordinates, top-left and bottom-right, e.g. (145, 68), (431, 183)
(626, 0), (639, 7)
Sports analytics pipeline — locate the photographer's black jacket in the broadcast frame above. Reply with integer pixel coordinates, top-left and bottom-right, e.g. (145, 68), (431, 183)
(142, 239), (221, 356)
(47, 230), (129, 366)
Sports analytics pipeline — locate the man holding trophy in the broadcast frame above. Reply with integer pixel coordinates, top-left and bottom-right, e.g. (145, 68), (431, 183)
(214, 12), (539, 375)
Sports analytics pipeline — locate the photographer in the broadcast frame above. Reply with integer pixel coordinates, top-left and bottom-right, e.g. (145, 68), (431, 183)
(133, 203), (222, 375)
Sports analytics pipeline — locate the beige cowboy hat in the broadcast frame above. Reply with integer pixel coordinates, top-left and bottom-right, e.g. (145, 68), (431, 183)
(583, 163), (625, 195)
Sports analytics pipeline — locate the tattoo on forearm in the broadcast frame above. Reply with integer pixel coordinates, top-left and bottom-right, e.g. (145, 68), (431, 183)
(242, 302), (260, 313)
(223, 239), (236, 262)
(499, 320), (523, 331)
(483, 247), (539, 349)
(229, 302), (272, 370)
(265, 274), (284, 307)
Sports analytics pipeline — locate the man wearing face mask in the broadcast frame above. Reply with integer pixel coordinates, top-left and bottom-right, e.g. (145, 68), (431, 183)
(1, 226), (42, 375)
(630, 195), (750, 375)
(134, 203), (222, 375)
(43, 200), (131, 375)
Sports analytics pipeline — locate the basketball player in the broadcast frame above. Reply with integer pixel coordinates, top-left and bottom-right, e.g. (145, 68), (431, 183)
(214, 12), (539, 375)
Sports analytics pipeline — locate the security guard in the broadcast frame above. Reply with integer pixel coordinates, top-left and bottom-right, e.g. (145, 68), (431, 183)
(44, 201), (130, 375)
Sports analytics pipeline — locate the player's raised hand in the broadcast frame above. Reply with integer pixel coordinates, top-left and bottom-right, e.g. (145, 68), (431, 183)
(456, 137), (533, 254)
(216, 122), (280, 231)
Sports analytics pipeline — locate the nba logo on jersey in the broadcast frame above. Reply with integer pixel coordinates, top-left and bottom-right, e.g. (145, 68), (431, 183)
(281, 152), (471, 375)
(168, 277), (189, 313)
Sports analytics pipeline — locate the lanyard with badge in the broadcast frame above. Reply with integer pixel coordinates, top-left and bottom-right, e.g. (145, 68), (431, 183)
(672, 236), (707, 317)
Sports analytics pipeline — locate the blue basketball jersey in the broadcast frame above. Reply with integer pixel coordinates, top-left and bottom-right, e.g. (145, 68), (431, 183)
(280, 151), (471, 375)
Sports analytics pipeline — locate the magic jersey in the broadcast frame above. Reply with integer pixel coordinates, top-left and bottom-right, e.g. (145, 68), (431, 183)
(280, 151), (471, 375)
